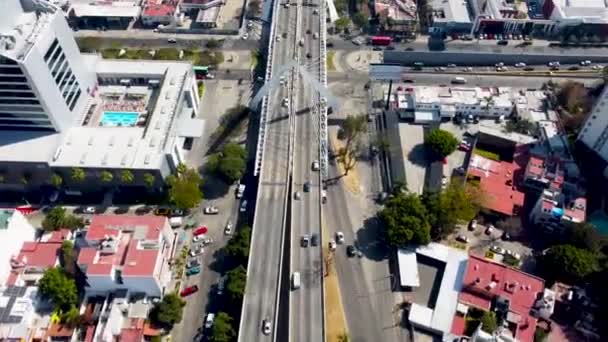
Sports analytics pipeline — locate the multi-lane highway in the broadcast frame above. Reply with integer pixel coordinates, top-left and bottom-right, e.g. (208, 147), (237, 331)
(289, 0), (324, 341)
(238, 0), (296, 340)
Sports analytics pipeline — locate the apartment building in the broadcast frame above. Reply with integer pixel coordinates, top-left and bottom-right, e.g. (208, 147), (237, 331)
(578, 85), (608, 164)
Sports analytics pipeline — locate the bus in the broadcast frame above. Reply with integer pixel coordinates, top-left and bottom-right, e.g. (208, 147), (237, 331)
(371, 36), (392, 46)
(193, 66), (209, 79)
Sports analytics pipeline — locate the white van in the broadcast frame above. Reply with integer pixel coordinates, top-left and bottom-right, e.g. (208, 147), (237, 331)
(169, 217), (182, 228)
(291, 272), (301, 290)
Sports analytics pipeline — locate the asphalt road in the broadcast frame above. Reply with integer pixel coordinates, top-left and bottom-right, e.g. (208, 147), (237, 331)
(238, 2), (293, 341)
(289, 1), (324, 342)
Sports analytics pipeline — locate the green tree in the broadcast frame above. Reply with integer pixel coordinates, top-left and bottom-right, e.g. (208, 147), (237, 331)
(209, 143), (247, 182)
(99, 170), (113, 183)
(341, 115), (368, 151)
(143, 172), (156, 188)
(424, 182), (482, 239)
(378, 193), (431, 247)
(210, 312), (236, 342)
(38, 267), (78, 311)
(151, 293), (185, 327)
(352, 12), (368, 29)
(226, 265), (247, 303)
(120, 170), (134, 183)
(61, 306), (81, 328)
(166, 164), (203, 209)
(50, 173), (63, 188)
(565, 222), (605, 252)
(480, 311), (498, 333)
(224, 226), (251, 266)
(335, 17), (351, 32)
(541, 245), (598, 282)
(71, 167), (86, 183)
(42, 207), (84, 232)
(338, 333), (351, 342)
(61, 241), (74, 266)
(425, 129), (458, 158)
(219, 156), (246, 182)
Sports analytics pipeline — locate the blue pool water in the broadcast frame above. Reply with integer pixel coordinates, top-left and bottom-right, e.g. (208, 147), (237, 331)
(101, 111), (139, 127)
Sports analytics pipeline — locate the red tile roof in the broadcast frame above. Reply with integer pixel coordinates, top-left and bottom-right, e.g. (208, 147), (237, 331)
(458, 255), (545, 342)
(451, 314), (466, 336)
(86, 215), (165, 241)
(78, 216), (169, 278)
(16, 241), (61, 268)
(143, 4), (176, 17)
(120, 328), (144, 342)
(468, 153), (526, 216)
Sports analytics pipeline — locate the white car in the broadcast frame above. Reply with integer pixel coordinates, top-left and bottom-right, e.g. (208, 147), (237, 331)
(242, 33), (249, 40)
(495, 62), (505, 67)
(205, 313), (215, 329)
(456, 234), (469, 243)
(84, 206), (96, 214)
(490, 245), (505, 254)
(240, 200), (247, 213)
(276, 36), (281, 42)
(312, 160), (320, 171)
(167, 38), (176, 43)
(204, 206), (219, 214)
(485, 225), (495, 235)
(335, 232), (344, 244)
(189, 246), (204, 257)
(463, 67), (473, 72)
(328, 239), (337, 251)
(262, 319), (272, 335)
(441, 176), (448, 187)
(548, 61), (560, 67)
(224, 221), (234, 235)
(469, 219), (477, 231)
(282, 97), (290, 107)
(294, 191), (301, 200)
(514, 62), (526, 68)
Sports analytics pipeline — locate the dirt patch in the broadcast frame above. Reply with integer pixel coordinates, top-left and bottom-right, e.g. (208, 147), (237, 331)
(322, 221), (348, 342)
(217, 0), (244, 29)
(329, 132), (362, 195)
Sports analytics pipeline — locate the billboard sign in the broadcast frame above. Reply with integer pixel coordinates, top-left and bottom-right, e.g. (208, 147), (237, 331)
(369, 64), (408, 81)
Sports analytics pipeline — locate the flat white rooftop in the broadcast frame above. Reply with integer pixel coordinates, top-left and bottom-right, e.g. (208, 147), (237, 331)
(413, 86), (513, 108)
(430, 0), (471, 23)
(397, 249), (420, 287)
(406, 243), (468, 335)
(70, 0), (141, 18)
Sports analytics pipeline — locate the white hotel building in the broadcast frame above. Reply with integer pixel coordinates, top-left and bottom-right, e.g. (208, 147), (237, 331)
(0, 0), (202, 192)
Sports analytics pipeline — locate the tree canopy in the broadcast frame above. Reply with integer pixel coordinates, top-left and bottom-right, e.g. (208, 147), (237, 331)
(378, 193), (431, 247)
(38, 267), (78, 311)
(352, 12), (368, 29)
(425, 129), (458, 158)
(226, 265), (247, 304)
(565, 222), (606, 253)
(224, 226), (251, 267)
(166, 164), (203, 209)
(423, 182), (482, 239)
(151, 293), (185, 327)
(210, 312), (236, 342)
(42, 206), (84, 232)
(208, 143), (247, 182)
(480, 311), (498, 333)
(541, 245), (598, 282)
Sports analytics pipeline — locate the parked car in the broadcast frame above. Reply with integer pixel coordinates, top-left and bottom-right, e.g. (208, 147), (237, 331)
(216, 277), (226, 295)
(84, 206), (96, 214)
(294, 191), (301, 200)
(186, 266), (201, 276)
(204, 206), (219, 214)
(170, 208), (188, 217)
(468, 219), (477, 231)
(312, 160), (320, 171)
(328, 239), (336, 251)
(485, 225), (494, 235)
(490, 245), (506, 255)
(186, 258), (200, 269)
(303, 181), (311, 192)
(180, 285), (199, 297)
(335, 231), (345, 244)
(189, 246), (204, 257)
(205, 313), (215, 329)
(514, 62), (526, 68)
(346, 245), (356, 257)
(224, 221), (234, 235)
(193, 226), (208, 236)
(240, 200), (248, 213)
(456, 234), (470, 243)
(501, 231), (512, 241)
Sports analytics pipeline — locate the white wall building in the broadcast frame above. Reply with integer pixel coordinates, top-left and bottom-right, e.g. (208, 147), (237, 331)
(578, 85), (608, 164)
(0, 0), (203, 191)
(0, 209), (36, 286)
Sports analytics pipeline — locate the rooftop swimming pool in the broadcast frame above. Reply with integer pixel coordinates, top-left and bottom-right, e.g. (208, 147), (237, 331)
(100, 111), (140, 127)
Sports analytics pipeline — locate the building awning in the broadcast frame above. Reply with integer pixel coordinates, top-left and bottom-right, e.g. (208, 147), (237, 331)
(397, 248), (420, 287)
(177, 118), (205, 138)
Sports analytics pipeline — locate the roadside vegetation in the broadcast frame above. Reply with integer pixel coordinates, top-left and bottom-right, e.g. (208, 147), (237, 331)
(165, 163), (203, 210)
(424, 129), (459, 158)
(99, 48), (224, 66)
(42, 206), (84, 232)
(337, 115), (368, 176)
(206, 142), (248, 184)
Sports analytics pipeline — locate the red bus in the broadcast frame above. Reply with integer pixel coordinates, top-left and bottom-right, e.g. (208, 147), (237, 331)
(371, 36), (392, 46)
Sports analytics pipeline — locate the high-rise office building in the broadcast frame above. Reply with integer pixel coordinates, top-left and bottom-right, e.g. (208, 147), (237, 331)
(0, 0), (95, 132)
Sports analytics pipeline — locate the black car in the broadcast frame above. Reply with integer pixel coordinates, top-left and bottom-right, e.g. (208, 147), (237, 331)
(346, 245), (356, 257)
(303, 181), (311, 192)
(301, 235), (309, 247)
(306, 52), (312, 58)
(386, 46), (395, 50)
(497, 40), (508, 46)
(372, 47), (382, 51)
(311, 233), (319, 246)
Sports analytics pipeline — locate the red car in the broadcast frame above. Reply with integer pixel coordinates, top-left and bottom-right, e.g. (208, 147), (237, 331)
(193, 226), (208, 236)
(180, 285), (199, 297)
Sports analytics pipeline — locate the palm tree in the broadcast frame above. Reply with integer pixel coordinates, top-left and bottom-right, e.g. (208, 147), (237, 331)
(482, 96), (495, 116)
(143, 172), (156, 189)
(120, 170), (134, 184)
(50, 173), (63, 188)
(99, 171), (114, 183)
(71, 168), (86, 183)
